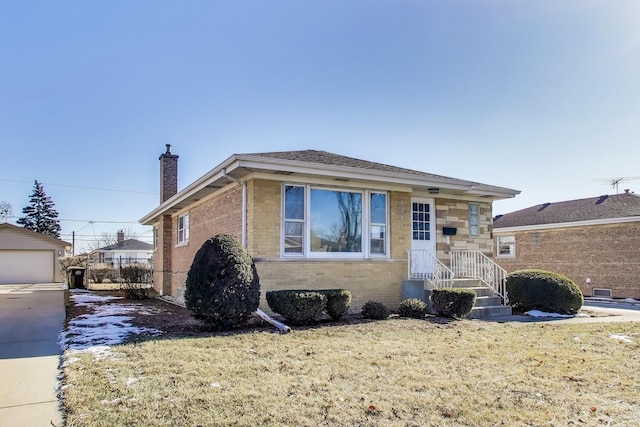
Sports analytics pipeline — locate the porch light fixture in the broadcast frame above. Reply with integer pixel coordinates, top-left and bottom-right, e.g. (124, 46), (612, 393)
(428, 187), (439, 194)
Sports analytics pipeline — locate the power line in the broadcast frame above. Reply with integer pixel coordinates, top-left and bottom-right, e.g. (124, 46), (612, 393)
(0, 178), (158, 195)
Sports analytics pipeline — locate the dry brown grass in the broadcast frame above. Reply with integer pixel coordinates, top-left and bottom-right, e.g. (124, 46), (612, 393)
(61, 316), (640, 426)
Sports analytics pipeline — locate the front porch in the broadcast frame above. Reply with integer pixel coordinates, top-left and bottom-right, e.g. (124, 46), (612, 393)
(404, 249), (512, 319)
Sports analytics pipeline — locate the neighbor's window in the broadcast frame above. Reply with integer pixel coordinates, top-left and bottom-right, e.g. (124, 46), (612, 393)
(497, 235), (515, 257)
(469, 204), (479, 236)
(282, 185), (387, 258)
(177, 213), (189, 244)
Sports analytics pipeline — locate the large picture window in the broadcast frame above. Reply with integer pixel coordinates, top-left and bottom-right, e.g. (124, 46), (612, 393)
(283, 185), (387, 258)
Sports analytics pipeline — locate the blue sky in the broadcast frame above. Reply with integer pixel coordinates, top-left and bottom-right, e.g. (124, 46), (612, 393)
(1, 1), (639, 251)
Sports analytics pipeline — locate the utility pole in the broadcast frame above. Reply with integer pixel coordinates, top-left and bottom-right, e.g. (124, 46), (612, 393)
(72, 231), (75, 256)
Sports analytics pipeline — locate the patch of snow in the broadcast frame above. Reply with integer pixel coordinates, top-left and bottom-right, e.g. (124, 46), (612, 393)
(211, 382), (221, 388)
(610, 334), (632, 343)
(621, 298), (640, 304)
(524, 310), (574, 318)
(59, 290), (162, 363)
(125, 377), (141, 387)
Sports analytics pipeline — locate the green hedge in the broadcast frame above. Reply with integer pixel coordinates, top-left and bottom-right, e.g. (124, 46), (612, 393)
(319, 289), (352, 320)
(432, 288), (475, 318)
(506, 269), (583, 314)
(397, 298), (427, 319)
(184, 234), (261, 330)
(361, 300), (389, 320)
(266, 289), (352, 324)
(266, 290), (327, 325)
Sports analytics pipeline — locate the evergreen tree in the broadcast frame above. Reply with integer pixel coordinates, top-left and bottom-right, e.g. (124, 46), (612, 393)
(17, 180), (62, 238)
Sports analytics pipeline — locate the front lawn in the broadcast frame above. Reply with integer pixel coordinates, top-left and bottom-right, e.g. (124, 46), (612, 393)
(60, 314), (640, 426)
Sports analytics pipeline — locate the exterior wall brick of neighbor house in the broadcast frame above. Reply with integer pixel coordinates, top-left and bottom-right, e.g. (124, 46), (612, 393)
(494, 222), (640, 299)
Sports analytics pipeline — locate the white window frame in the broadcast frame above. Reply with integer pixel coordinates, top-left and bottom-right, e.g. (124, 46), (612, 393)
(153, 226), (158, 251)
(469, 203), (479, 237)
(177, 213), (189, 245)
(281, 184), (389, 259)
(496, 235), (515, 258)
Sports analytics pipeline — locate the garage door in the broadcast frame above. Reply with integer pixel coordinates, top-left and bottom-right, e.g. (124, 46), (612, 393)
(0, 250), (54, 284)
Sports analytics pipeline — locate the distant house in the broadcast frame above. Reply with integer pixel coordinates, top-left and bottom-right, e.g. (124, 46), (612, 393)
(141, 145), (520, 313)
(89, 230), (153, 269)
(0, 223), (70, 284)
(493, 192), (640, 299)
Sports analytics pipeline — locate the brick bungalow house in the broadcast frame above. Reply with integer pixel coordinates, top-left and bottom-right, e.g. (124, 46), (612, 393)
(141, 145), (519, 311)
(493, 192), (640, 299)
(89, 230), (153, 269)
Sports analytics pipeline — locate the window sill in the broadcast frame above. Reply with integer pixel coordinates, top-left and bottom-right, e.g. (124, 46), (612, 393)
(176, 241), (189, 248)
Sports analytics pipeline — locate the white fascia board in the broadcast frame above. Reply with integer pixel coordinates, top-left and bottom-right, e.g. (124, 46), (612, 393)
(236, 158), (475, 191)
(494, 215), (640, 233)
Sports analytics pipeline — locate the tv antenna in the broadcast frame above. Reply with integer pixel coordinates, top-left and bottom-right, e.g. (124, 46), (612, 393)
(595, 177), (640, 194)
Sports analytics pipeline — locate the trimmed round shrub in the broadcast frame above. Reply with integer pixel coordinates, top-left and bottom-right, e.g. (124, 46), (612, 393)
(266, 290), (327, 325)
(432, 288), (476, 318)
(184, 234), (260, 330)
(397, 298), (427, 319)
(506, 269), (583, 314)
(361, 300), (389, 320)
(319, 289), (352, 320)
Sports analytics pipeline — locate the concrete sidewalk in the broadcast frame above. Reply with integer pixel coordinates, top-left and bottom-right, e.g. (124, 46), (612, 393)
(0, 283), (66, 427)
(484, 299), (640, 324)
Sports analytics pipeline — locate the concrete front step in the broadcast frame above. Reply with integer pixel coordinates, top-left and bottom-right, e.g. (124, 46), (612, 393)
(401, 279), (511, 319)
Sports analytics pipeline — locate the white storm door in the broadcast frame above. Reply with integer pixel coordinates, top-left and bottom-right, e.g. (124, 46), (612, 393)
(410, 198), (436, 277)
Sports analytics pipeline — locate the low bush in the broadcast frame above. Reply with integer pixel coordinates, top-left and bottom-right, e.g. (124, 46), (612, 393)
(432, 288), (476, 318)
(319, 289), (352, 320)
(89, 268), (114, 284)
(397, 298), (427, 319)
(507, 269), (583, 314)
(361, 300), (389, 320)
(266, 290), (327, 325)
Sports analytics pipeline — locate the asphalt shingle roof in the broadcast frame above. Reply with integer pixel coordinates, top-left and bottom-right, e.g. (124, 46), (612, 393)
(493, 193), (640, 228)
(98, 239), (153, 251)
(241, 149), (508, 190)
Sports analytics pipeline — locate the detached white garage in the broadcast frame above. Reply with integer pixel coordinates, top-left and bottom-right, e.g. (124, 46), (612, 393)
(0, 223), (70, 284)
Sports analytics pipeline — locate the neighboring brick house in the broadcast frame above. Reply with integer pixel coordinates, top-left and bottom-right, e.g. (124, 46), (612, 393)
(89, 230), (153, 269)
(140, 145), (519, 311)
(493, 192), (640, 299)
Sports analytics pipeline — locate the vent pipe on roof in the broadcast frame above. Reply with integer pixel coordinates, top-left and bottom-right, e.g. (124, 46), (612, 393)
(537, 202), (551, 212)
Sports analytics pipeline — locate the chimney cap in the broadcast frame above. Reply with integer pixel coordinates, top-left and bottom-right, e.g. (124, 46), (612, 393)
(165, 144), (172, 154)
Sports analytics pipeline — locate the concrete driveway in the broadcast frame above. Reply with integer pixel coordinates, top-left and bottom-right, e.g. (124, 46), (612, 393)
(0, 283), (66, 427)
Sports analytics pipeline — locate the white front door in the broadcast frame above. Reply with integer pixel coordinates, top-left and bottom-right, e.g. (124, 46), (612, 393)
(410, 198), (436, 277)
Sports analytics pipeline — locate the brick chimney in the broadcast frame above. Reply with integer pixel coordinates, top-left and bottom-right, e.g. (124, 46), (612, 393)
(160, 144), (179, 203)
(117, 229), (124, 244)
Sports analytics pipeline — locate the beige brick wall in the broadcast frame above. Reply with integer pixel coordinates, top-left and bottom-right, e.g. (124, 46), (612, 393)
(248, 180), (411, 311)
(494, 222), (640, 299)
(168, 185), (244, 298)
(434, 198), (493, 264)
(255, 260), (406, 312)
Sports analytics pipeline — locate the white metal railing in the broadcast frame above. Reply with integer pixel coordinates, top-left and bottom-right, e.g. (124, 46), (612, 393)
(408, 249), (454, 289)
(450, 250), (509, 304)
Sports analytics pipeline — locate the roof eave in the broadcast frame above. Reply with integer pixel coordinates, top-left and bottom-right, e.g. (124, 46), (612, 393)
(140, 154), (520, 224)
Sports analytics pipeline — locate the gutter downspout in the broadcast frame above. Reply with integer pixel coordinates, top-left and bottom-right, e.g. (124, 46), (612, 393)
(222, 168), (247, 247)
